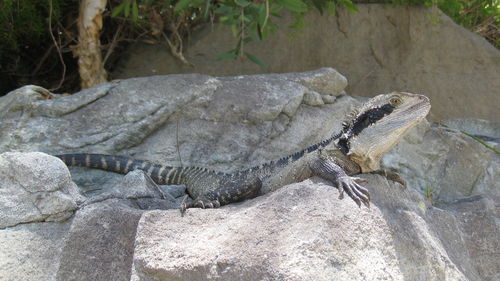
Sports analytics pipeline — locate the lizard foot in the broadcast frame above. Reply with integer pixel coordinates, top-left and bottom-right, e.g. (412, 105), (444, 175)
(336, 176), (370, 208)
(371, 170), (406, 186)
(310, 158), (371, 207)
(179, 176), (262, 215)
(180, 196), (221, 215)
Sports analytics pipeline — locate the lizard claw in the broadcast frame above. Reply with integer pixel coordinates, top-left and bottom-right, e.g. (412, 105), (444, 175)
(371, 169), (406, 186)
(310, 158), (371, 208)
(337, 176), (370, 207)
(180, 196), (221, 215)
(179, 177), (262, 216)
(350, 176), (368, 183)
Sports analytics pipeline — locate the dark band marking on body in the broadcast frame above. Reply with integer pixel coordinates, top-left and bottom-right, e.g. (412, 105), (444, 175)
(338, 103), (395, 154)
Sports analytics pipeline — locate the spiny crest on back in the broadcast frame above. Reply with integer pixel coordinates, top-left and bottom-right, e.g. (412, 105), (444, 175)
(342, 94), (394, 130)
(341, 108), (359, 133)
(342, 94), (399, 133)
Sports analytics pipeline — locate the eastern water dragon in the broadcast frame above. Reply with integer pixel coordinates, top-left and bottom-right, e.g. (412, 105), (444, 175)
(56, 92), (430, 213)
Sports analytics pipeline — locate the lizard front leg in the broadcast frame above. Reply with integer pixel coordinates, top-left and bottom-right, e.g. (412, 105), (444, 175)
(310, 158), (370, 207)
(180, 176), (262, 214)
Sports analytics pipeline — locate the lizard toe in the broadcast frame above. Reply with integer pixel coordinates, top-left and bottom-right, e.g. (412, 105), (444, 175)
(339, 176), (371, 208)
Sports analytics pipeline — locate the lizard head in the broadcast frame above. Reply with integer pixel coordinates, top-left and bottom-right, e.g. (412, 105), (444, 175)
(337, 92), (430, 172)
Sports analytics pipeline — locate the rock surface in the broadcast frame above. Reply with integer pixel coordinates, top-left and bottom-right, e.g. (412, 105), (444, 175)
(0, 152), (173, 281)
(0, 70), (498, 281)
(112, 5), (500, 122)
(0, 152), (82, 228)
(56, 200), (143, 281)
(443, 118), (500, 149)
(131, 176), (498, 281)
(0, 221), (71, 281)
(382, 120), (500, 203)
(0, 68), (351, 176)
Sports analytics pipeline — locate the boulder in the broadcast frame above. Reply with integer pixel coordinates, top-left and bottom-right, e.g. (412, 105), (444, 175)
(382, 120), (500, 203)
(428, 195), (500, 281)
(131, 175), (498, 281)
(443, 118), (500, 149)
(0, 68), (354, 189)
(0, 153), (175, 281)
(0, 70), (498, 281)
(56, 200), (143, 281)
(0, 221), (71, 281)
(0, 152), (83, 228)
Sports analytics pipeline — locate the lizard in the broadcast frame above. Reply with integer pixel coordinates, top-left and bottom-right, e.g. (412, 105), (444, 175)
(55, 92), (430, 213)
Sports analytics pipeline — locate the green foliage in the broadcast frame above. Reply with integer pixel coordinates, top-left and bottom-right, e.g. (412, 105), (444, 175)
(423, 186), (433, 203)
(1, 0), (497, 93)
(108, 0), (497, 65)
(111, 0), (143, 21)
(0, 0), (62, 69)
(109, 0), (358, 65)
(389, 0), (499, 46)
(112, 1), (140, 21)
(210, 0), (356, 64)
(462, 131), (500, 154)
(447, 0), (499, 31)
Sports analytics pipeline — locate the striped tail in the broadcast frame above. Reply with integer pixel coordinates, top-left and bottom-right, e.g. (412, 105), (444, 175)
(54, 153), (176, 184)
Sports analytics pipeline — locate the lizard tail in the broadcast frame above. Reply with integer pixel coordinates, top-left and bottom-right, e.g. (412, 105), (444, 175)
(54, 153), (173, 184)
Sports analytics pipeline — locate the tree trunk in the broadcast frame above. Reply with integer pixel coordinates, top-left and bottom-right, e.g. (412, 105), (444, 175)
(76, 0), (107, 89)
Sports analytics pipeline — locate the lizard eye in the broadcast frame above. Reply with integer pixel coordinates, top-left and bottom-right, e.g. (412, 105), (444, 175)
(389, 96), (402, 107)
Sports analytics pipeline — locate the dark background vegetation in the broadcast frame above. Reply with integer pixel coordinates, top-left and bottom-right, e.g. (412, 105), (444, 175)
(0, 0), (498, 95)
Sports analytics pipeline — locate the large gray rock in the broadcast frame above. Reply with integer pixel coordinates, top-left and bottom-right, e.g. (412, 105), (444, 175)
(443, 118), (500, 150)
(113, 5), (500, 122)
(0, 68), (352, 174)
(382, 121), (500, 203)
(442, 118), (500, 140)
(56, 200), (143, 281)
(0, 152), (83, 228)
(0, 152), (175, 281)
(0, 70), (498, 281)
(80, 169), (179, 209)
(131, 175), (498, 281)
(0, 221), (71, 281)
(428, 195), (500, 281)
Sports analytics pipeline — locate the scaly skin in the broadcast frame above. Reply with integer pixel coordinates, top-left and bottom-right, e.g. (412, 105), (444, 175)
(56, 92), (430, 213)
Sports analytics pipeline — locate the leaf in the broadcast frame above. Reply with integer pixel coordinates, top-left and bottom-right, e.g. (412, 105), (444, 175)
(217, 50), (238, 60)
(111, 2), (127, 18)
(245, 52), (267, 67)
(339, 0), (357, 13)
(234, 0), (251, 7)
(132, 0), (139, 21)
(124, 1), (131, 18)
(462, 131), (500, 154)
(276, 0), (308, 13)
(326, 1), (336, 15)
(257, 23), (263, 40)
(257, 3), (266, 27)
(202, 0), (211, 20)
(174, 0), (191, 12)
(215, 6), (232, 14)
(270, 4), (283, 13)
(243, 36), (253, 43)
(231, 24), (239, 37)
(242, 15), (252, 22)
(311, 0), (326, 14)
(174, 0), (205, 12)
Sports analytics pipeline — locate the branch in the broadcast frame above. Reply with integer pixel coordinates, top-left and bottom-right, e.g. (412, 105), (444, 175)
(48, 0), (66, 91)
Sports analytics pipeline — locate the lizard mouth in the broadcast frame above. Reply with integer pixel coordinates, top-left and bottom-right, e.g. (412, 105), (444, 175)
(402, 96), (431, 120)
